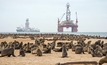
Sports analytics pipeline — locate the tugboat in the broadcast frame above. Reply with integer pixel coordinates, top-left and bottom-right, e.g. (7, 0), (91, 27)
(16, 18), (40, 32)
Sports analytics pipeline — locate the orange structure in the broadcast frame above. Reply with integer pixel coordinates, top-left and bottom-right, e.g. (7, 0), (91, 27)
(57, 3), (78, 32)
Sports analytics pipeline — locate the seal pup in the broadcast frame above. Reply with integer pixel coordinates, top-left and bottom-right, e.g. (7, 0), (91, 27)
(61, 43), (68, 58)
(36, 46), (42, 56)
(18, 47), (25, 57)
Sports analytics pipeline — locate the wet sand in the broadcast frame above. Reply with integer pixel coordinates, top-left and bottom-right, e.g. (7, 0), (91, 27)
(0, 37), (107, 65)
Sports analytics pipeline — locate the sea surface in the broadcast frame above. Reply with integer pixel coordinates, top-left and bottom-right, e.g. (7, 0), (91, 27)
(0, 32), (107, 37)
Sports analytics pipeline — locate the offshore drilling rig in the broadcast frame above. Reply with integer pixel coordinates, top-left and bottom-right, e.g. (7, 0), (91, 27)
(57, 3), (78, 32)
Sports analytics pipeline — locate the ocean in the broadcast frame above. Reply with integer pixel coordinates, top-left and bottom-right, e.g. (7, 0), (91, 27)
(0, 32), (107, 37)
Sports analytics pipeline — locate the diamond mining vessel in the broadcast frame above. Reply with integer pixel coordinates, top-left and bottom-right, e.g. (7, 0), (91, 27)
(16, 18), (40, 32)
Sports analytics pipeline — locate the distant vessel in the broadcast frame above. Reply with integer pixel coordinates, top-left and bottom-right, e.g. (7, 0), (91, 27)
(16, 18), (40, 32)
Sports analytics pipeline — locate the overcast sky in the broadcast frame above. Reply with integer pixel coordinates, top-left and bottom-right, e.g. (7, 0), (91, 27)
(0, 0), (107, 32)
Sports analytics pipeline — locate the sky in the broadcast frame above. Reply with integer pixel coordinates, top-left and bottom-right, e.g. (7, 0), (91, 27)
(0, 0), (107, 32)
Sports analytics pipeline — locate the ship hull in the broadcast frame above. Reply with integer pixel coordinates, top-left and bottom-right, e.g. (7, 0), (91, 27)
(16, 30), (40, 32)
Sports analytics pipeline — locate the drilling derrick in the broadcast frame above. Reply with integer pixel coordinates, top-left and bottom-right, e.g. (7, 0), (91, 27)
(66, 3), (71, 21)
(57, 3), (78, 32)
(25, 18), (29, 29)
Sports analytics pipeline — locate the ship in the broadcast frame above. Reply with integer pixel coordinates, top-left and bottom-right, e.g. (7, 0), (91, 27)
(16, 18), (40, 32)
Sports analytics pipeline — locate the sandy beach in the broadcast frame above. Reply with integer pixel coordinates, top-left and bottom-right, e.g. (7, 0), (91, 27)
(0, 35), (107, 65)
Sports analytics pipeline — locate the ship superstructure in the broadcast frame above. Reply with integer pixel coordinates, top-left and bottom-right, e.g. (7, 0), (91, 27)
(16, 18), (40, 32)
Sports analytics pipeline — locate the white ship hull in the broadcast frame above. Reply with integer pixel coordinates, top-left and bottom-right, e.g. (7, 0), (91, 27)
(16, 29), (40, 32)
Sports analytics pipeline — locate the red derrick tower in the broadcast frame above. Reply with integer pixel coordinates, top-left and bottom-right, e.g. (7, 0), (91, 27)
(57, 3), (78, 32)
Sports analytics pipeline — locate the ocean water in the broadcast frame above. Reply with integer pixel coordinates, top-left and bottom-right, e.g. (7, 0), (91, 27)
(0, 32), (107, 37)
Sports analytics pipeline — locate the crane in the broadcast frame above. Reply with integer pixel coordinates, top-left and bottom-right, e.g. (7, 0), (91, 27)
(58, 13), (65, 24)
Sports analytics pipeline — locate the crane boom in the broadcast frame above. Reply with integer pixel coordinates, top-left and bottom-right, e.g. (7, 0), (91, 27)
(60, 13), (65, 22)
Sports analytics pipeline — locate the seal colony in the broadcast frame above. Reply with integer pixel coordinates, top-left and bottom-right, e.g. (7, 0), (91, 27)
(0, 33), (107, 65)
